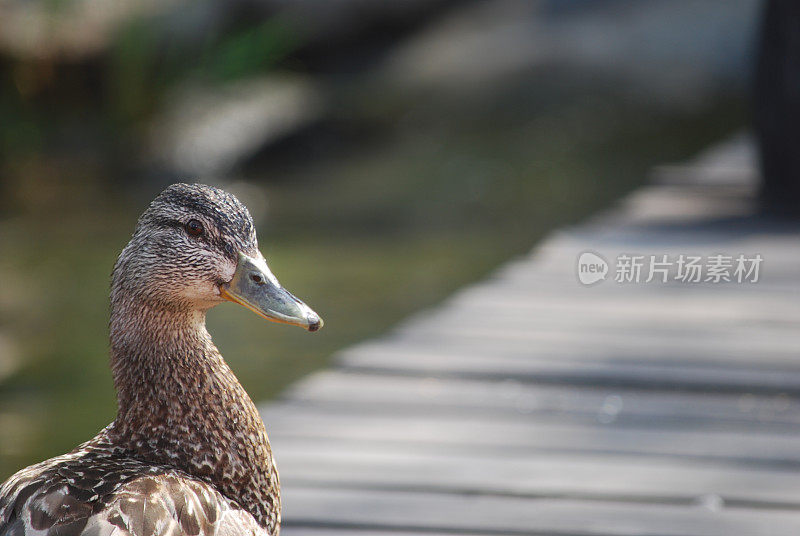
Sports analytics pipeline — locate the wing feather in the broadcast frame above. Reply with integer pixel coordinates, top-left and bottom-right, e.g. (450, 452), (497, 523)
(96, 474), (264, 536)
(0, 464), (265, 536)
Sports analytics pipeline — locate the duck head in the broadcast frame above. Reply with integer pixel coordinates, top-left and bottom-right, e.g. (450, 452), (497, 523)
(114, 182), (322, 331)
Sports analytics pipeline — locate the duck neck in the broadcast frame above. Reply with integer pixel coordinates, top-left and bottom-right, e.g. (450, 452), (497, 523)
(106, 292), (280, 533)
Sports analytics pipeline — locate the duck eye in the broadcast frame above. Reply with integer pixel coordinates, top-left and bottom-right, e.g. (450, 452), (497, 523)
(185, 219), (204, 237)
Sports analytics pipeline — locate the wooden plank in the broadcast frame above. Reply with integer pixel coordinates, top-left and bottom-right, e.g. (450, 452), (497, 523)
(470, 252), (800, 282)
(272, 437), (800, 507)
(500, 239), (800, 268)
(283, 530), (498, 536)
(523, 231), (800, 259)
(486, 274), (800, 294)
(490, 259), (800, 289)
(424, 292), (800, 328)
(395, 297), (800, 337)
(260, 404), (800, 465)
(390, 322), (800, 359)
(480, 258), (800, 292)
(446, 286), (800, 325)
(280, 486), (800, 536)
(283, 371), (800, 428)
(372, 331), (800, 370)
(334, 342), (800, 394)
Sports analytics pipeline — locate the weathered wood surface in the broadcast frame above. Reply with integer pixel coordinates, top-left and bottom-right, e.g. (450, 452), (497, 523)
(263, 135), (800, 536)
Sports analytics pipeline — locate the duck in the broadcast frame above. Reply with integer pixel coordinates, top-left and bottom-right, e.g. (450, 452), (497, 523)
(0, 183), (322, 536)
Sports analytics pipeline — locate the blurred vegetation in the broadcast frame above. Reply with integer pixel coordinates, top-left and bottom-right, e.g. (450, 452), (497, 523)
(109, 13), (303, 122)
(0, 2), (747, 478)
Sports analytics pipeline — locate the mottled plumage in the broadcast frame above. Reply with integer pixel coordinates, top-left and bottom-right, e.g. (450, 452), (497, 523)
(0, 184), (318, 536)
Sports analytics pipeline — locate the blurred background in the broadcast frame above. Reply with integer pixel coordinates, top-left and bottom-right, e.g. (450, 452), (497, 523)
(0, 0), (757, 477)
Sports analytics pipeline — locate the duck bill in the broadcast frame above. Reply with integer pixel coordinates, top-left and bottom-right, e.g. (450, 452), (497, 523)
(220, 252), (323, 332)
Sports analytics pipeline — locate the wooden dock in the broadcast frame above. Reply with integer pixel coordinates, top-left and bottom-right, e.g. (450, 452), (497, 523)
(263, 135), (800, 536)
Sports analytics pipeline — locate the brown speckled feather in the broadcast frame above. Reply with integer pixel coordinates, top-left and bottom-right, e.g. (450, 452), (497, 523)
(0, 185), (285, 536)
(0, 441), (265, 536)
(0, 430), (265, 536)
